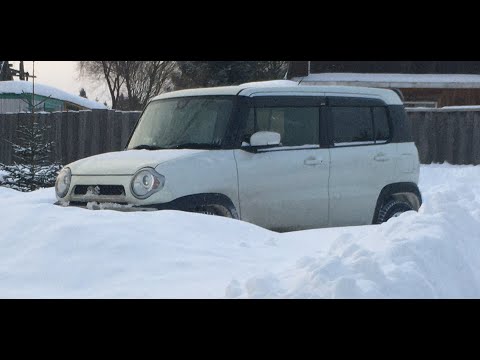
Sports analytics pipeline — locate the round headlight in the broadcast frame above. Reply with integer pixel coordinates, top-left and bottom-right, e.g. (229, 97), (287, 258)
(55, 167), (71, 198)
(131, 168), (165, 199)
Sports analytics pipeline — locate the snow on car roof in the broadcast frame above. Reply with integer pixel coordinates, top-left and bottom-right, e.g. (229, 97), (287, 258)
(151, 80), (402, 105)
(0, 81), (108, 110)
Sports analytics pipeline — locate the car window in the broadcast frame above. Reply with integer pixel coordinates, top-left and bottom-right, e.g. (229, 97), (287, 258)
(330, 106), (374, 146)
(245, 107), (320, 147)
(127, 97), (234, 150)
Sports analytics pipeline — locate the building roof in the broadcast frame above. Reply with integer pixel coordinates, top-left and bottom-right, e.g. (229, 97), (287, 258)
(0, 81), (107, 109)
(151, 80), (402, 105)
(291, 73), (480, 89)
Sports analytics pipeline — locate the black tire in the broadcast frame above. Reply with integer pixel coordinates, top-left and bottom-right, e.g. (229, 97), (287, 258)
(195, 204), (234, 218)
(376, 199), (413, 224)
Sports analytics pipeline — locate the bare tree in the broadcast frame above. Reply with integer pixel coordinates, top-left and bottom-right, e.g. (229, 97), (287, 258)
(78, 61), (124, 109)
(78, 61), (175, 110)
(119, 61), (175, 110)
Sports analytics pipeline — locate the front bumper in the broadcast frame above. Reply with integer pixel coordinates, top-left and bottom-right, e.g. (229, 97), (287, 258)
(58, 174), (175, 207)
(54, 200), (158, 212)
(54, 193), (234, 215)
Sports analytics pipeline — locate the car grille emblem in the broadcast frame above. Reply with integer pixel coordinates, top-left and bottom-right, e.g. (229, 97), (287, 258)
(87, 185), (101, 196)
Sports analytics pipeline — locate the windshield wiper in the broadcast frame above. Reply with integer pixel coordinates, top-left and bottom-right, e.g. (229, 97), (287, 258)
(131, 145), (167, 150)
(167, 143), (222, 150)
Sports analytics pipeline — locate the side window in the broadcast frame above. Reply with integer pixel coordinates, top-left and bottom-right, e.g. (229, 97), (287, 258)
(373, 107), (391, 143)
(331, 106), (374, 146)
(245, 107), (320, 147)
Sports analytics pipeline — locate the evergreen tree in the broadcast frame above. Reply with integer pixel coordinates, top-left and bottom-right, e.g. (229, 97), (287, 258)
(0, 118), (61, 192)
(79, 88), (88, 98)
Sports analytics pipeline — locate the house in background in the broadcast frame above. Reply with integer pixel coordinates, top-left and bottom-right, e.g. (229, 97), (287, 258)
(0, 80), (107, 113)
(287, 61), (480, 108)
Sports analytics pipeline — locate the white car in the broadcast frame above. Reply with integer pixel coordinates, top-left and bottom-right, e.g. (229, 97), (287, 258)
(55, 84), (422, 231)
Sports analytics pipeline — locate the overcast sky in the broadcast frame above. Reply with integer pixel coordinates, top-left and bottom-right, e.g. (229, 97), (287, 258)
(12, 61), (111, 107)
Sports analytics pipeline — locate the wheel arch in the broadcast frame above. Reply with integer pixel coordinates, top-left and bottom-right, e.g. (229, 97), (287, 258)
(152, 193), (239, 219)
(372, 182), (422, 224)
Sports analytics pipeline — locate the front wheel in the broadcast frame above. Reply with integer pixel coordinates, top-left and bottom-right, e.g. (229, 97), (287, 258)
(195, 204), (235, 218)
(376, 199), (413, 224)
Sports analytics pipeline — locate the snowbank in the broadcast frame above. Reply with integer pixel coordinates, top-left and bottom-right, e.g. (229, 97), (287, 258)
(0, 81), (107, 110)
(0, 164), (479, 298)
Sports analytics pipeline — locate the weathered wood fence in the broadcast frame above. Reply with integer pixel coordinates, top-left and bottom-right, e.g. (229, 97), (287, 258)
(0, 110), (141, 165)
(407, 108), (480, 165)
(1, 108), (480, 165)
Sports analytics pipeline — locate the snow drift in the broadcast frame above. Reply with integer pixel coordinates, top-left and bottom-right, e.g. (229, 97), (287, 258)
(0, 164), (479, 298)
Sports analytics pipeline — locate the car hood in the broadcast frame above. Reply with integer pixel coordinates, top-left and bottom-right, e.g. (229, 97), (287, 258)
(68, 149), (207, 175)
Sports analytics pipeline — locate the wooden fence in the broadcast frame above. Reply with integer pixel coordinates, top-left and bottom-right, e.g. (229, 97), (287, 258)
(0, 110), (141, 165)
(1, 108), (480, 165)
(407, 108), (480, 165)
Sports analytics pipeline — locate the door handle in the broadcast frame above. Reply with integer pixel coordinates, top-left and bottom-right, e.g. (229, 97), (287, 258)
(374, 153), (389, 162)
(304, 157), (323, 166)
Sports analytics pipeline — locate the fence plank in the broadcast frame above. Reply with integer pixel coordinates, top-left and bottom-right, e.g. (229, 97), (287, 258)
(106, 110), (116, 153)
(78, 111), (88, 160)
(472, 112), (480, 165)
(90, 109), (102, 157)
(112, 111), (123, 152)
(0, 113), (6, 164)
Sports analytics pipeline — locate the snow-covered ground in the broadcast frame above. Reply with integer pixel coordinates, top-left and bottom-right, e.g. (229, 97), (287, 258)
(0, 164), (479, 298)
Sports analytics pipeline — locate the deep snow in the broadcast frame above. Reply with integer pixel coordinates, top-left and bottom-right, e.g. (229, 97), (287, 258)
(0, 164), (479, 298)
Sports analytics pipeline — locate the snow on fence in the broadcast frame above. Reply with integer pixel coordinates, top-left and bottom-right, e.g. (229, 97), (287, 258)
(0, 108), (480, 165)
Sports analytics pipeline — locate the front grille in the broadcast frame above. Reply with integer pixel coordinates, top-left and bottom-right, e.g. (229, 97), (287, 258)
(74, 185), (125, 196)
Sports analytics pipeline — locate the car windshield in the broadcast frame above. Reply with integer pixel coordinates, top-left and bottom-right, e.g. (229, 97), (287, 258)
(127, 96), (235, 150)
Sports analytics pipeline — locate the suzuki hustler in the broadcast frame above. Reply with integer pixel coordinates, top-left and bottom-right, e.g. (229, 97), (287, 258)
(55, 84), (422, 231)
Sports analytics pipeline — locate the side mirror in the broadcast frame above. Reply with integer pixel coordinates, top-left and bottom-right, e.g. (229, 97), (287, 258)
(249, 131), (281, 147)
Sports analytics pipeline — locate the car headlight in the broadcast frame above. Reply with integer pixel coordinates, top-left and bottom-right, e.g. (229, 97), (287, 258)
(55, 167), (71, 198)
(130, 168), (165, 199)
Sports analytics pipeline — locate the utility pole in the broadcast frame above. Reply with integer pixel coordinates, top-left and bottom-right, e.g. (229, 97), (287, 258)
(0, 61), (34, 81)
(19, 61), (25, 80)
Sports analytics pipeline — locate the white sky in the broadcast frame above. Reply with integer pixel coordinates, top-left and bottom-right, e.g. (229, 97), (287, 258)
(11, 61), (111, 107)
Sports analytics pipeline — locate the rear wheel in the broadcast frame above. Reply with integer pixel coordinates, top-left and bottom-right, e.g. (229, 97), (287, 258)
(376, 199), (413, 224)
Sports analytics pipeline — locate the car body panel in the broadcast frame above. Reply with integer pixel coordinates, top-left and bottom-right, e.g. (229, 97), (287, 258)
(234, 146), (330, 232)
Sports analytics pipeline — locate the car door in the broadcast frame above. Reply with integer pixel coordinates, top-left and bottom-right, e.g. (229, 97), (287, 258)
(326, 96), (396, 227)
(233, 96), (330, 232)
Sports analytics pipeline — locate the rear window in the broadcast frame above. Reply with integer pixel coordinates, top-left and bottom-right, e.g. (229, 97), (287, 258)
(331, 107), (374, 146)
(330, 106), (391, 146)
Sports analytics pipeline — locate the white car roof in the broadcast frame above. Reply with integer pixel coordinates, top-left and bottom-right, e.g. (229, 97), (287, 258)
(151, 84), (402, 105)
